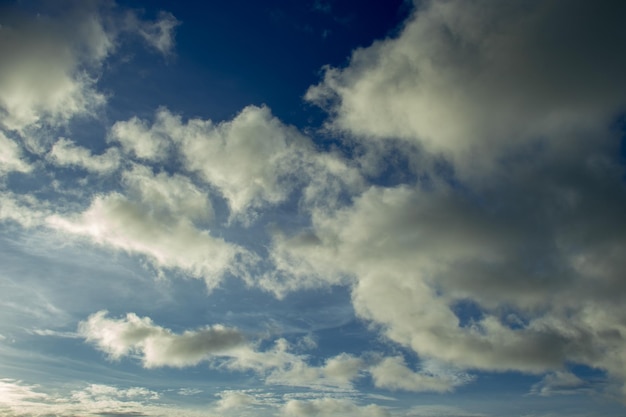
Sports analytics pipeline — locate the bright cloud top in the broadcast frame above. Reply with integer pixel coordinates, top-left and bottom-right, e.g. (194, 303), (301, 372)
(1, 0), (626, 416)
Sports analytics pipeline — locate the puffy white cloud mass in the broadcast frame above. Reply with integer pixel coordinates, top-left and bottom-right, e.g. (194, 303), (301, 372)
(110, 105), (363, 221)
(268, 0), (626, 393)
(0, 379), (209, 417)
(47, 188), (242, 289)
(0, 132), (31, 174)
(370, 356), (470, 393)
(48, 137), (120, 173)
(282, 398), (390, 417)
(79, 310), (246, 368)
(307, 0), (626, 176)
(0, 0), (178, 136)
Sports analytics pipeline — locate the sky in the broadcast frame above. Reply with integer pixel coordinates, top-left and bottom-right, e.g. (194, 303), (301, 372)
(1, 0), (626, 416)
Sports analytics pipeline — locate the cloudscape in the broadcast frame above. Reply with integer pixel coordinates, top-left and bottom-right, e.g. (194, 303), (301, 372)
(2, 1), (626, 416)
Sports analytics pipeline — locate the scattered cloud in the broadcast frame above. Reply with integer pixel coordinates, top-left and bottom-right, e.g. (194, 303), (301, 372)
(47, 187), (244, 290)
(370, 356), (471, 393)
(530, 371), (589, 397)
(0, 132), (32, 174)
(281, 398), (390, 417)
(307, 0), (626, 176)
(48, 137), (121, 173)
(78, 310), (246, 368)
(215, 390), (258, 410)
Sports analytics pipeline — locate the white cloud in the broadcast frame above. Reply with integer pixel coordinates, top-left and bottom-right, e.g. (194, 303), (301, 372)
(0, 379), (211, 417)
(133, 11), (180, 55)
(0, 2), (110, 134)
(78, 311), (368, 391)
(216, 390), (258, 411)
(530, 371), (587, 397)
(109, 112), (172, 161)
(257, 0), (626, 394)
(121, 164), (213, 222)
(47, 192), (242, 289)
(0, 1), (179, 140)
(78, 310), (246, 368)
(307, 0), (626, 176)
(109, 105), (362, 222)
(0, 132), (31, 174)
(282, 398), (390, 417)
(0, 191), (49, 228)
(370, 356), (469, 393)
(172, 105), (312, 218)
(48, 137), (120, 173)
(266, 175), (626, 381)
(264, 352), (363, 390)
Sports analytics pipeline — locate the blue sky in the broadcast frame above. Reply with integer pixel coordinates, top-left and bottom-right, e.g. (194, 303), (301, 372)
(2, 1), (626, 416)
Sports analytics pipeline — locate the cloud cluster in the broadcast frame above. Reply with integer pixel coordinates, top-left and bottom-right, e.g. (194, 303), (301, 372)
(0, 379), (209, 417)
(48, 137), (121, 174)
(282, 398), (390, 417)
(78, 310), (246, 368)
(0, 0), (179, 138)
(78, 310), (467, 394)
(307, 0), (626, 174)
(269, 0), (626, 393)
(110, 105), (361, 221)
(4, 0), (626, 410)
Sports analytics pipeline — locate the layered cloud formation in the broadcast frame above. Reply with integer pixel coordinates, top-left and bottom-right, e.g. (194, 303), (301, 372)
(2, 0), (626, 416)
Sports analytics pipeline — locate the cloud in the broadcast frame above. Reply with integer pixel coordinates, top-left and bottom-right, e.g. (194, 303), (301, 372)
(264, 352), (363, 390)
(78, 311), (246, 368)
(48, 137), (121, 173)
(109, 105), (362, 223)
(306, 0), (626, 176)
(254, 0), (626, 394)
(167, 105), (312, 218)
(0, 191), (49, 228)
(0, 1), (109, 134)
(215, 390), (258, 411)
(78, 311), (371, 392)
(530, 371), (588, 397)
(109, 112), (172, 161)
(121, 164), (213, 222)
(132, 11), (180, 55)
(0, 379), (209, 417)
(281, 398), (390, 417)
(0, 132), (31, 174)
(46, 164), (243, 289)
(370, 356), (470, 393)
(0, 0), (179, 138)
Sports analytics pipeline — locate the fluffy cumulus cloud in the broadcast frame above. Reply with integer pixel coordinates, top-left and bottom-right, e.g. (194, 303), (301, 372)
(281, 398), (390, 417)
(48, 191), (242, 288)
(0, 379), (209, 417)
(215, 390), (258, 411)
(48, 137), (120, 173)
(78, 311), (411, 394)
(0, 132), (31, 174)
(0, 0), (178, 138)
(370, 356), (470, 393)
(307, 0), (626, 175)
(78, 311), (246, 368)
(269, 0), (626, 393)
(4, 0), (626, 412)
(110, 105), (362, 221)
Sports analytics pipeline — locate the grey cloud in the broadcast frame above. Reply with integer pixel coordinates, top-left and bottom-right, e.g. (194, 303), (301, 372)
(47, 191), (242, 290)
(78, 311), (246, 368)
(0, 1), (179, 139)
(281, 398), (390, 417)
(109, 106), (363, 223)
(306, 0), (626, 177)
(47, 137), (121, 174)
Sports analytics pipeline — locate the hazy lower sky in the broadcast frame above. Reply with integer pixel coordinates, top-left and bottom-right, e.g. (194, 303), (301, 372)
(2, 1), (626, 416)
